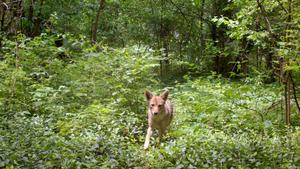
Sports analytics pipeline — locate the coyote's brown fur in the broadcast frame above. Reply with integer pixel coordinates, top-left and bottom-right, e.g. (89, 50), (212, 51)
(144, 90), (175, 149)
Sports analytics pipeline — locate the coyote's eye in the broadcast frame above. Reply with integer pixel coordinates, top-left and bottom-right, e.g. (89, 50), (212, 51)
(158, 104), (162, 107)
(151, 104), (155, 107)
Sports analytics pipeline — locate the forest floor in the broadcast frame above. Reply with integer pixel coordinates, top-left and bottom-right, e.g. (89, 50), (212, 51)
(3, 76), (299, 168)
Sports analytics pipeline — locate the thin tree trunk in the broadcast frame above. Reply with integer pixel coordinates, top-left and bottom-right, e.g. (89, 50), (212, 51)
(256, 0), (273, 37)
(32, 0), (44, 36)
(210, 0), (230, 76)
(255, 15), (260, 68)
(28, 0), (34, 22)
(256, 0), (277, 81)
(285, 74), (291, 125)
(290, 74), (300, 113)
(17, 0), (23, 33)
(210, 22), (219, 73)
(0, 0), (8, 31)
(5, 0), (20, 33)
(199, 0), (205, 64)
(0, 0), (7, 52)
(91, 0), (105, 44)
(284, 0), (293, 125)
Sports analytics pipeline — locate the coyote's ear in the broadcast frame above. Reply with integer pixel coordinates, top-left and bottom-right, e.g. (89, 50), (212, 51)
(160, 90), (169, 101)
(144, 90), (153, 101)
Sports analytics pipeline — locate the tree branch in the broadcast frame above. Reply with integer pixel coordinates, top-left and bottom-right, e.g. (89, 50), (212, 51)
(256, 0), (275, 40)
(275, 0), (288, 14)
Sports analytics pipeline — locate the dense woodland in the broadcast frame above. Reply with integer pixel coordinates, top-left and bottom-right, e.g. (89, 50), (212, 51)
(0, 0), (300, 168)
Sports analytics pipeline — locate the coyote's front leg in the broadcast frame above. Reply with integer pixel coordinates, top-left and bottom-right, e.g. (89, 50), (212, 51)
(158, 128), (166, 139)
(144, 127), (152, 150)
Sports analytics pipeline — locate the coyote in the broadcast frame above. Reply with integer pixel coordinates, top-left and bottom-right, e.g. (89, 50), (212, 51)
(144, 90), (175, 149)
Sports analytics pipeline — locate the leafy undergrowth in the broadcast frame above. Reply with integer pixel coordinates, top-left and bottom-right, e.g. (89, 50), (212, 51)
(0, 35), (300, 168)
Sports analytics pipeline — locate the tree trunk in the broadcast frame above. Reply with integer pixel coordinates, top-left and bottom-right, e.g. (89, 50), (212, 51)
(210, 0), (231, 76)
(31, 0), (44, 36)
(91, 0), (105, 44)
(210, 22), (219, 73)
(285, 74), (291, 125)
(240, 39), (249, 76)
(256, 0), (277, 81)
(199, 0), (205, 62)
(0, 0), (7, 31)
(284, 0), (293, 125)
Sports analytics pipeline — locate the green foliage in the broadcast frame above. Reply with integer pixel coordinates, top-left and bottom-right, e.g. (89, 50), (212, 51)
(0, 34), (159, 168)
(1, 0), (300, 168)
(1, 34), (299, 168)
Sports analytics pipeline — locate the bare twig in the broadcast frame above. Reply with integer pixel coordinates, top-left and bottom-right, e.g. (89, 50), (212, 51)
(167, 0), (188, 22)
